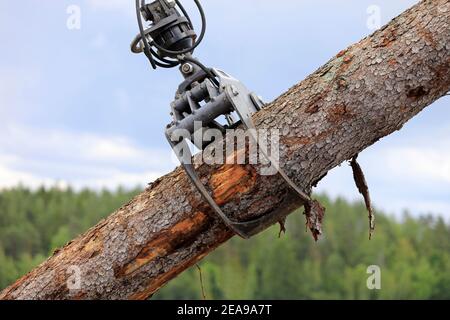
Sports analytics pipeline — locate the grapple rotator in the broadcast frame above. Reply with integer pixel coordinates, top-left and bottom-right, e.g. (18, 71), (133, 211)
(131, 0), (311, 238)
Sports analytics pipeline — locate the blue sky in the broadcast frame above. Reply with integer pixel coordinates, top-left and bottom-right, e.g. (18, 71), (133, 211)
(0, 0), (449, 219)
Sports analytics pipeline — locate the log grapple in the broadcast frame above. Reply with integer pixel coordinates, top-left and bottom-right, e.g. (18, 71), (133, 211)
(131, 0), (311, 238)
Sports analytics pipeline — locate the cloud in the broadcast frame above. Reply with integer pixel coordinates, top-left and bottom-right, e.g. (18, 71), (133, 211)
(73, 170), (162, 190)
(0, 161), (55, 190)
(0, 160), (161, 191)
(316, 139), (450, 220)
(382, 147), (450, 183)
(0, 124), (175, 190)
(0, 124), (172, 167)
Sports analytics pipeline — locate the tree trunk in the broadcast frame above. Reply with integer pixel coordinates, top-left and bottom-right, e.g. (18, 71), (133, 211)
(1, 0), (449, 300)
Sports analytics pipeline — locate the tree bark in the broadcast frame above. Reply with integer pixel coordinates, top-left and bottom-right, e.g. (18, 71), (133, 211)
(1, 0), (449, 300)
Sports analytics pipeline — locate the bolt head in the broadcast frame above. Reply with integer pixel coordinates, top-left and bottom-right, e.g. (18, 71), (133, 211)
(181, 63), (194, 75)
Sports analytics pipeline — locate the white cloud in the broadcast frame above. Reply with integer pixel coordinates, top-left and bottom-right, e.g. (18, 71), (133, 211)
(382, 147), (450, 183)
(317, 139), (450, 220)
(0, 124), (175, 190)
(74, 170), (162, 190)
(0, 162), (54, 190)
(0, 160), (161, 191)
(0, 124), (172, 168)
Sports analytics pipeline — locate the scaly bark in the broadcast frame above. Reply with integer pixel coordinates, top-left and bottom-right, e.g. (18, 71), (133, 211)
(1, 0), (449, 300)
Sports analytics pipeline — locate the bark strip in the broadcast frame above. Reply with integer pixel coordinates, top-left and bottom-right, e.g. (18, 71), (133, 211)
(350, 155), (375, 239)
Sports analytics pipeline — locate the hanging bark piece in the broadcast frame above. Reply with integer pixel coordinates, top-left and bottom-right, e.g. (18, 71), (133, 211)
(350, 155), (375, 239)
(303, 200), (326, 241)
(278, 218), (287, 238)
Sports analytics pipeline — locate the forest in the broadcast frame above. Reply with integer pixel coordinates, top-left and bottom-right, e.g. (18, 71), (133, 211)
(0, 186), (449, 299)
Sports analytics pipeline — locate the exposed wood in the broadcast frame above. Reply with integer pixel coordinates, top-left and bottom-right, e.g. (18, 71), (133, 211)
(1, 0), (449, 300)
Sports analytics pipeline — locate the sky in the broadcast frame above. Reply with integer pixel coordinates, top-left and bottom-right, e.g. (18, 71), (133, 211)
(0, 0), (449, 220)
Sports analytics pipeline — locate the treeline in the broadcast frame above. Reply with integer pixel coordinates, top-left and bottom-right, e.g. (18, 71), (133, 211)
(0, 187), (449, 299)
(0, 186), (141, 289)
